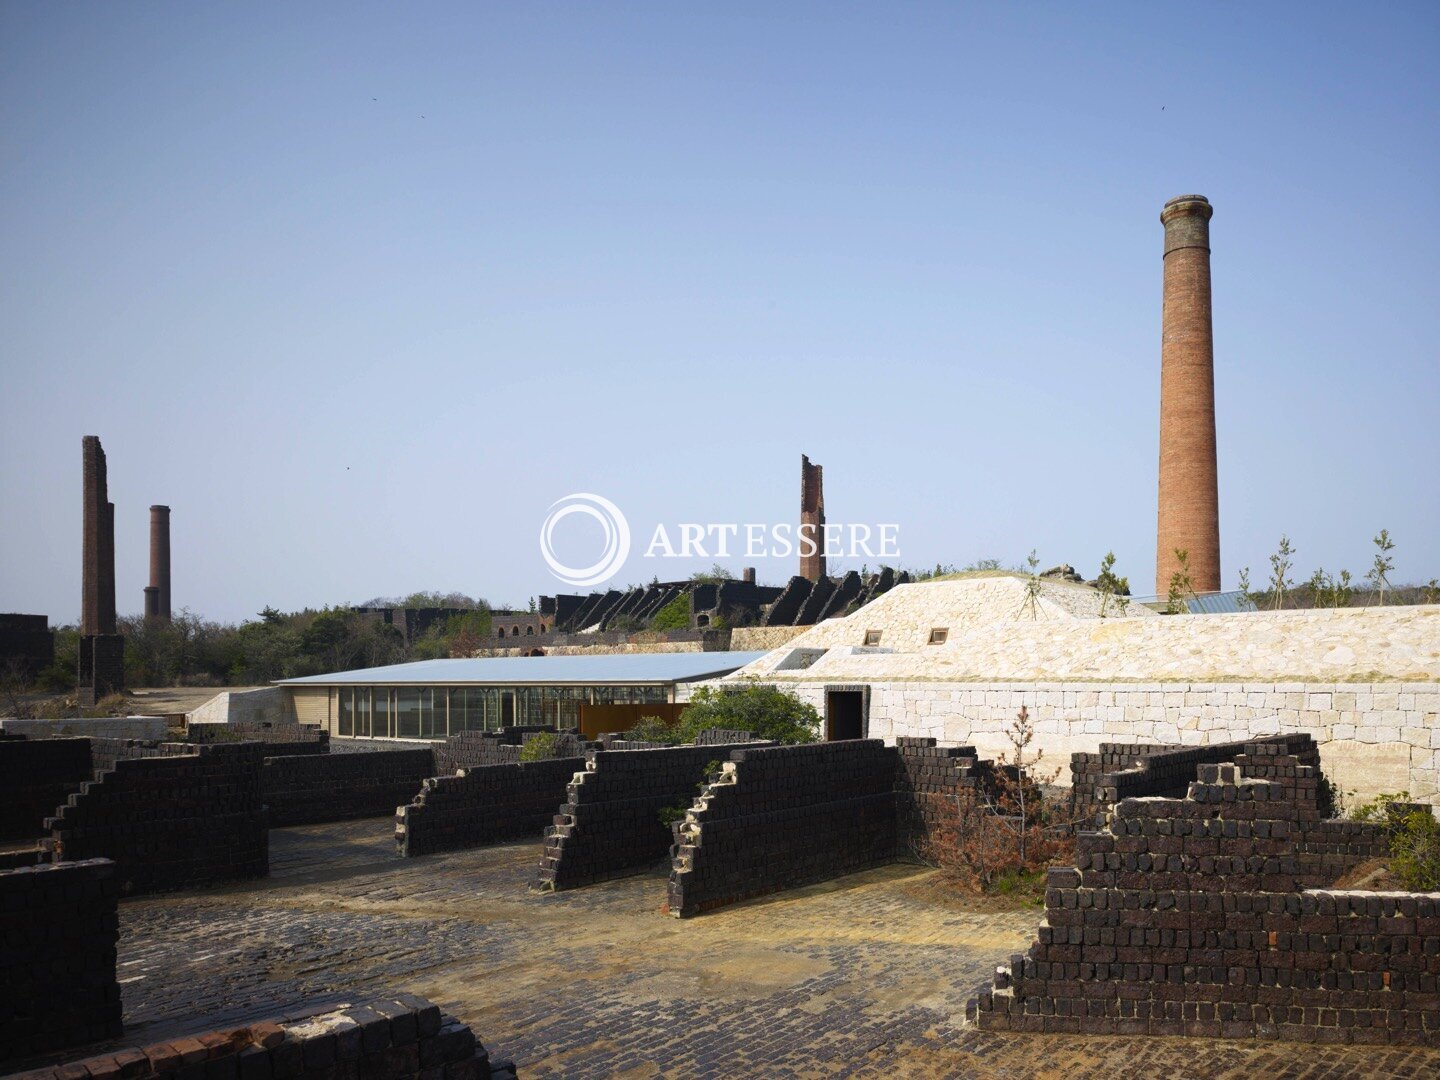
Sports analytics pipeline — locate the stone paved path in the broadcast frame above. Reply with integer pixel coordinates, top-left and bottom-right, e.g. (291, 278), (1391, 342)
(102, 819), (1440, 1079)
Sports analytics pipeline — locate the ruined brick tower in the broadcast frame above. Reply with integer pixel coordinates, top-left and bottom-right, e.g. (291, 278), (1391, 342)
(1155, 195), (1221, 597)
(79, 436), (124, 704)
(799, 454), (825, 582)
(145, 505), (172, 623)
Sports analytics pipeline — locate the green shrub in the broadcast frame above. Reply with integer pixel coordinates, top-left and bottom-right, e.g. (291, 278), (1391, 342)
(626, 716), (682, 745)
(1390, 810), (1440, 891)
(1348, 792), (1410, 822)
(671, 684), (819, 745)
(519, 731), (558, 761)
(650, 595), (691, 632)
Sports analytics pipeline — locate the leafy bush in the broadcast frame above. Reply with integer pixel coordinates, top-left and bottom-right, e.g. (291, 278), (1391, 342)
(650, 595), (692, 631)
(670, 684), (820, 745)
(1390, 810), (1440, 891)
(626, 716), (681, 745)
(1348, 792), (1410, 822)
(518, 731), (558, 761)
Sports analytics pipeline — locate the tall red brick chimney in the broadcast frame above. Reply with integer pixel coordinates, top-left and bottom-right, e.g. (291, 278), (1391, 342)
(799, 454), (825, 582)
(148, 505), (171, 622)
(1155, 194), (1221, 596)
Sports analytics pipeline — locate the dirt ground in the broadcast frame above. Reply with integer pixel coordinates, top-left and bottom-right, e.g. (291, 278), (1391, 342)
(61, 818), (1440, 1079)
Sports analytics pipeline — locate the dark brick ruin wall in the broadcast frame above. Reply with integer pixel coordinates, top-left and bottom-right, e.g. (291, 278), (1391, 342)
(434, 728), (583, 773)
(0, 613), (54, 681)
(184, 722), (330, 756)
(0, 737), (92, 842)
(893, 737), (994, 859)
(970, 747), (1438, 1044)
(536, 742), (765, 890)
(3, 993), (513, 1080)
(0, 859), (122, 1065)
(397, 757), (586, 857)
(48, 744), (268, 895)
(668, 740), (901, 917)
(262, 748), (436, 827)
(1069, 733), (1322, 826)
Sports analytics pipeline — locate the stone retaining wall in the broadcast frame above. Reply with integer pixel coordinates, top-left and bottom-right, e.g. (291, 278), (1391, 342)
(397, 757), (585, 857)
(2, 994), (513, 1080)
(262, 749), (436, 827)
(0, 859), (121, 1066)
(48, 743), (269, 895)
(754, 680), (1440, 805)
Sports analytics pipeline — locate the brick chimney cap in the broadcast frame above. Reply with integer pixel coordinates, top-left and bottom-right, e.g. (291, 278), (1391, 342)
(1161, 194), (1213, 223)
(149, 504), (171, 512)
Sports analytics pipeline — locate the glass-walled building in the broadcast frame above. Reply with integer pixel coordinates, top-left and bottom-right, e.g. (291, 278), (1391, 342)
(276, 652), (765, 740)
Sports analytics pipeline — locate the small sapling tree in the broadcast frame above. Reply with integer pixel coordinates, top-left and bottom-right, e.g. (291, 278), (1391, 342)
(1094, 551), (1130, 619)
(1367, 529), (1395, 606)
(1268, 535), (1295, 610)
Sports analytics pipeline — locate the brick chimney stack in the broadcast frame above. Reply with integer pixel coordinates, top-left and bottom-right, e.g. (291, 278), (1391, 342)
(148, 505), (172, 623)
(79, 436), (124, 703)
(1155, 195), (1221, 597)
(799, 454), (826, 582)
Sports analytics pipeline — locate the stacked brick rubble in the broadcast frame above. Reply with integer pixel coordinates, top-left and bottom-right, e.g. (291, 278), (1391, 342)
(0, 737), (92, 842)
(970, 744), (1439, 1044)
(47, 744), (268, 894)
(262, 748), (436, 826)
(397, 757), (586, 856)
(536, 742), (764, 890)
(668, 740), (901, 916)
(2, 994), (515, 1080)
(1069, 733), (1322, 826)
(0, 859), (122, 1064)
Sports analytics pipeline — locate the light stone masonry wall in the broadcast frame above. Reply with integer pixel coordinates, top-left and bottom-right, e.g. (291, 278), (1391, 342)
(685, 678), (1440, 806)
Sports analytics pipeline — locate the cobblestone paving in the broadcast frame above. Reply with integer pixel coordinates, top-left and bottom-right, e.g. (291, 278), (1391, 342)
(105, 819), (1440, 1079)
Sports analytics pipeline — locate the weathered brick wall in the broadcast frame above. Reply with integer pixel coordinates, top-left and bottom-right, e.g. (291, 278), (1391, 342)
(262, 749), (436, 826)
(184, 722), (329, 756)
(396, 757), (585, 857)
(537, 743), (762, 890)
(0, 859), (121, 1065)
(0, 737), (92, 842)
(668, 740), (901, 917)
(434, 728), (581, 773)
(893, 737), (995, 859)
(2, 994), (514, 1080)
(970, 752), (1437, 1044)
(1069, 733), (1322, 825)
(48, 744), (269, 895)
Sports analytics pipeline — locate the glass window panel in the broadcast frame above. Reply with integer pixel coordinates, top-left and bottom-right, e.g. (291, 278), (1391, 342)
(356, 689), (370, 737)
(449, 689), (466, 733)
(374, 689), (391, 738)
(419, 688), (435, 738)
(338, 688), (354, 737)
(396, 688), (420, 738)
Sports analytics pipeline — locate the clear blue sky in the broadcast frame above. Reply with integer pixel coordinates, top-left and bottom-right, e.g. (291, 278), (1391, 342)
(2, 2), (1437, 624)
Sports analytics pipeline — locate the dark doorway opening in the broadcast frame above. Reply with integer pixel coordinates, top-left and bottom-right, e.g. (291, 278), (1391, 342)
(501, 692), (516, 726)
(826, 690), (864, 741)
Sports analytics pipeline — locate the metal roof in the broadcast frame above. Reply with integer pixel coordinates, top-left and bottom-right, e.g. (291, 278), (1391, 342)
(275, 651), (768, 687)
(1185, 591), (1260, 615)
